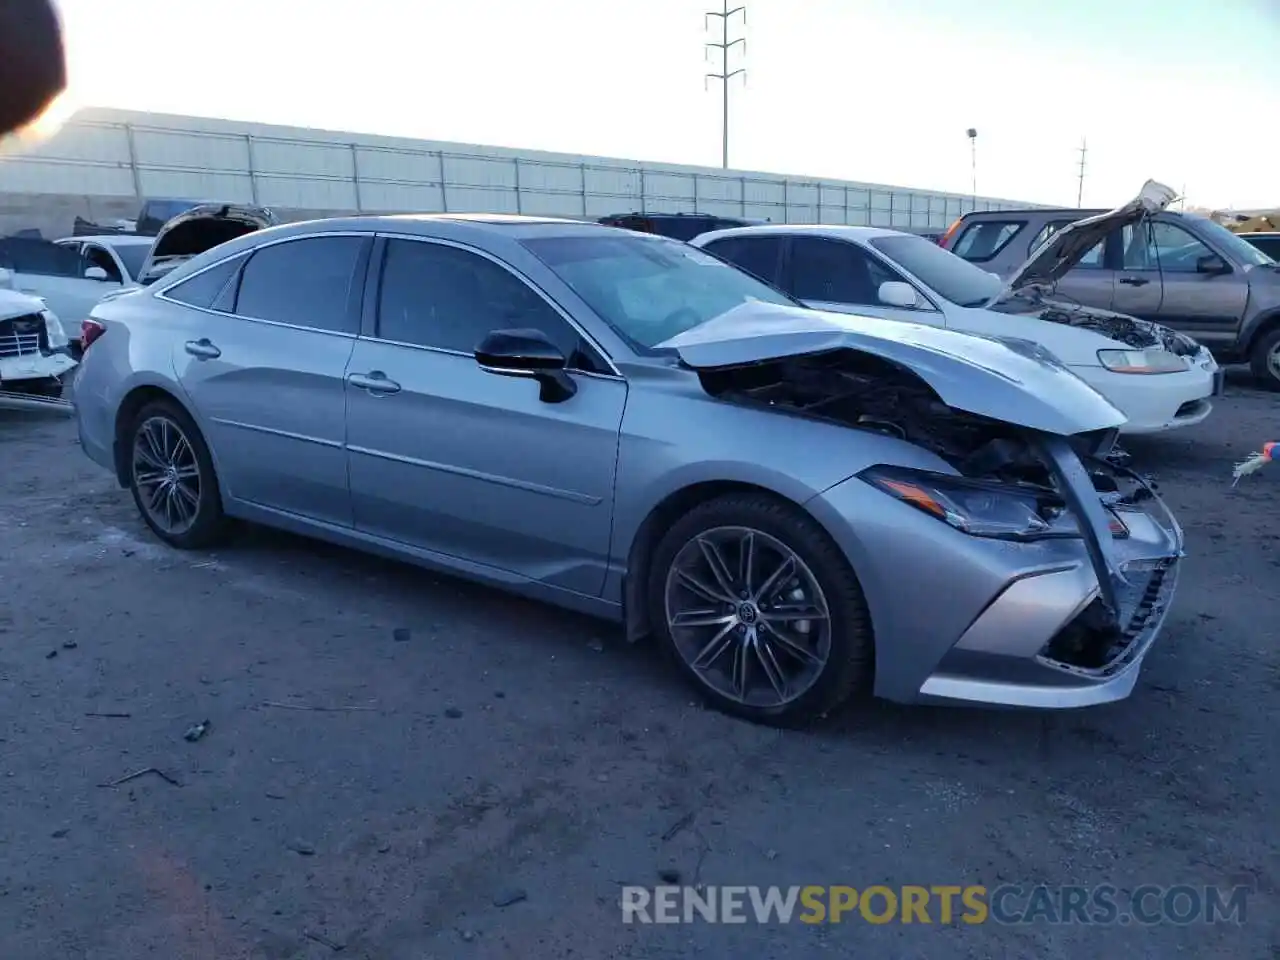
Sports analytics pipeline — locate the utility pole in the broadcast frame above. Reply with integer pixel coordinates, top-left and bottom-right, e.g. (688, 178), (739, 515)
(966, 128), (977, 204)
(705, 1), (746, 169)
(1076, 138), (1087, 207)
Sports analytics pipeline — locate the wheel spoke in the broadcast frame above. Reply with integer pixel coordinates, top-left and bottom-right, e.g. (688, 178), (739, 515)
(729, 639), (750, 700)
(671, 608), (735, 629)
(762, 622), (823, 667)
(173, 481), (200, 513)
(174, 464), (200, 480)
(738, 531), (756, 595)
(762, 602), (828, 623)
(675, 568), (735, 605)
(692, 622), (739, 671)
(754, 636), (789, 701)
(696, 536), (740, 599)
(753, 554), (796, 603)
(135, 443), (166, 471)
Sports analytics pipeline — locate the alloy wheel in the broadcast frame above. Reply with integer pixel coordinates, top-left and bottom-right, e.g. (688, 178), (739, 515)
(1268, 341), (1280, 382)
(663, 525), (832, 708)
(132, 415), (202, 536)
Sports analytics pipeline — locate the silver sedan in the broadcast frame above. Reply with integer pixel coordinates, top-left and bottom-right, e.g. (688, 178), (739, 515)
(72, 214), (1183, 726)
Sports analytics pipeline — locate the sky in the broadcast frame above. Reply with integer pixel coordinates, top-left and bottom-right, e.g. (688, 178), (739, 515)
(48, 0), (1280, 209)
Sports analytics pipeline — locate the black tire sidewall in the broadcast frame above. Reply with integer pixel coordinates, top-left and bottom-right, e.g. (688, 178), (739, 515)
(127, 399), (225, 548)
(1249, 328), (1280, 391)
(646, 493), (873, 727)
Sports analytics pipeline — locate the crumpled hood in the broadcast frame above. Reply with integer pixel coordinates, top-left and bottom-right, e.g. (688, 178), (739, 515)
(658, 301), (1126, 436)
(995, 295), (1204, 356)
(0, 286), (46, 321)
(990, 179), (1178, 303)
(137, 203), (278, 285)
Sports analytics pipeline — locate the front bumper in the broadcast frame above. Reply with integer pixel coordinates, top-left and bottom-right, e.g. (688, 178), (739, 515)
(1071, 351), (1219, 435)
(807, 446), (1183, 709)
(0, 350), (77, 386)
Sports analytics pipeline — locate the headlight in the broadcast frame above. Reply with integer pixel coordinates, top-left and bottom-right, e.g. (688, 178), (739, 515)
(858, 465), (1128, 541)
(41, 309), (68, 349)
(1097, 348), (1188, 373)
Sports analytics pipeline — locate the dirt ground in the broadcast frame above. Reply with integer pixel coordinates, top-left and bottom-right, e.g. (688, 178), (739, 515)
(1, 373), (1277, 960)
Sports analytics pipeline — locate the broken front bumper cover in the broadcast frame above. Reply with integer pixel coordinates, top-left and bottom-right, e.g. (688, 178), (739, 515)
(917, 447), (1183, 708)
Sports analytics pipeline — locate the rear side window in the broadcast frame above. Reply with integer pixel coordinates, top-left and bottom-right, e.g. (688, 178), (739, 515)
(1245, 236), (1280, 260)
(233, 237), (365, 333)
(163, 254), (247, 310)
(702, 235), (784, 284)
(951, 220), (1025, 262)
(0, 237), (85, 277)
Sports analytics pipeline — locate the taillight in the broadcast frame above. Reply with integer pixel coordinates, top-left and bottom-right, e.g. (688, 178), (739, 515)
(938, 218), (963, 249)
(81, 319), (106, 349)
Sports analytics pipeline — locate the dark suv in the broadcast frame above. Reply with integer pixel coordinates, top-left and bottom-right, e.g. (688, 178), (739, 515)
(940, 207), (1280, 387)
(598, 212), (764, 242)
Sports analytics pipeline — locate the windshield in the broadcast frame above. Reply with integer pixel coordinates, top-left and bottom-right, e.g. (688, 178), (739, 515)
(1181, 214), (1274, 267)
(112, 243), (151, 280)
(523, 233), (798, 349)
(868, 234), (1003, 307)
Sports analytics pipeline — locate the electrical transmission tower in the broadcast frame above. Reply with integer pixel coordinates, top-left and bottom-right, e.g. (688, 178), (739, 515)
(705, 1), (746, 169)
(1076, 138), (1088, 207)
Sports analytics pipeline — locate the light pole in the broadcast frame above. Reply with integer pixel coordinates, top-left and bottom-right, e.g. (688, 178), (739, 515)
(706, 2), (746, 170)
(966, 128), (977, 206)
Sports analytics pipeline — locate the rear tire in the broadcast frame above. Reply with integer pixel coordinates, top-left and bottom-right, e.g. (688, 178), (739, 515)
(1248, 327), (1280, 391)
(647, 493), (874, 728)
(126, 399), (228, 549)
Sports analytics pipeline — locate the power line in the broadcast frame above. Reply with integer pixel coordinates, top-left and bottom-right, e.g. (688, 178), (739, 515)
(1076, 138), (1087, 207)
(705, 1), (746, 170)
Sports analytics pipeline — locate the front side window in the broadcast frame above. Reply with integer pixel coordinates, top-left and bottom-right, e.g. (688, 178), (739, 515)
(524, 233), (797, 350)
(82, 245), (123, 283)
(787, 236), (903, 306)
(701, 235), (784, 284)
(234, 236), (365, 333)
(1121, 222), (1211, 273)
(112, 243), (151, 281)
(377, 239), (588, 363)
(951, 220), (1025, 262)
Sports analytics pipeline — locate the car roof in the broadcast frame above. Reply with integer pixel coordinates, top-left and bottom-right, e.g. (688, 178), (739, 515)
(691, 223), (916, 245)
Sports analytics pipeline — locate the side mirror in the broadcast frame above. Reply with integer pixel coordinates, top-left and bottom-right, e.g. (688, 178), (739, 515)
(878, 280), (920, 309)
(475, 328), (577, 403)
(84, 266), (110, 281)
(1195, 254), (1230, 275)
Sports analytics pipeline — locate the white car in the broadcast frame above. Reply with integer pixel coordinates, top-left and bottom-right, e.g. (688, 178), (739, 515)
(0, 234), (153, 343)
(691, 182), (1221, 435)
(0, 285), (76, 398)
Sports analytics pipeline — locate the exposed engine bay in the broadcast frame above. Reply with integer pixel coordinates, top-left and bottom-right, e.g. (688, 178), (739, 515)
(700, 349), (1145, 499)
(993, 290), (1200, 357)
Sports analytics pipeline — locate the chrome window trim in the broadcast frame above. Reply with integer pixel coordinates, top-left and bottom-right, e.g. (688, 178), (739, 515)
(155, 230), (372, 338)
(374, 231), (623, 378)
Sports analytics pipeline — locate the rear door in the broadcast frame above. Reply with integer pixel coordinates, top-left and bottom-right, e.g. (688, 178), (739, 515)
(344, 235), (626, 596)
(165, 233), (369, 526)
(780, 235), (945, 326)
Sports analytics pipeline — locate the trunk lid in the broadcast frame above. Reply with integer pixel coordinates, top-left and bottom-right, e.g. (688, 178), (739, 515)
(658, 300), (1126, 436)
(988, 180), (1178, 304)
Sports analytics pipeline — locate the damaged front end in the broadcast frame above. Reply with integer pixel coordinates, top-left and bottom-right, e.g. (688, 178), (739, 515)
(674, 307), (1184, 692)
(995, 294), (1202, 357)
(0, 291), (76, 412)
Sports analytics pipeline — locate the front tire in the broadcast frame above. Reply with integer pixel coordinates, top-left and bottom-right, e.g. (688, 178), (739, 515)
(647, 493), (874, 727)
(1249, 326), (1280, 391)
(126, 399), (228, 549)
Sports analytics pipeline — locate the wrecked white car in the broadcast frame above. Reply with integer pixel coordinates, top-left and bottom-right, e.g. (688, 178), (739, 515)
(0, 284), (76, 409)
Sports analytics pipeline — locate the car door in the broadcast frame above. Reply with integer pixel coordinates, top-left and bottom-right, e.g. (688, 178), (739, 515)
(781, 235), (945, 327)
(1142, 220), (1249, 345)
(164, 233), (369, 526)
(1027, 219), (1119, 311)
(2, 236), (107, 322)
(697, 234), (785, 285)
(1110, 222), (1167, 322)
(344, 235), (627, 597)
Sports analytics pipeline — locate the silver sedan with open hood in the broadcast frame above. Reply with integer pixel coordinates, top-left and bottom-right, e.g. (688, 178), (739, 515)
(72, 216), (1184, 726)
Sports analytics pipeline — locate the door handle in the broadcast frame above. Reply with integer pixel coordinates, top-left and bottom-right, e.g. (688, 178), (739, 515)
(184, 338), (221, 359)
(1118, 277), (1150, 287)
(348, 371), (401, 394)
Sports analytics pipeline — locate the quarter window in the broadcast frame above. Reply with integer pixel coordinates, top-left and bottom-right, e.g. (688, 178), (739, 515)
(377, 238), (588, 364)
(786, 236), (904, 306)
(702, 235), (784, 284)
(164, 254), (247, 309)
(233, 237), (365, 333)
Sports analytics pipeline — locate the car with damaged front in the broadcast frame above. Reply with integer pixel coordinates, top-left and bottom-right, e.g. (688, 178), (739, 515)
(0, 284), (76, 402)
(692, 182), (1221, 435)
(72, 215), (1183, 726)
